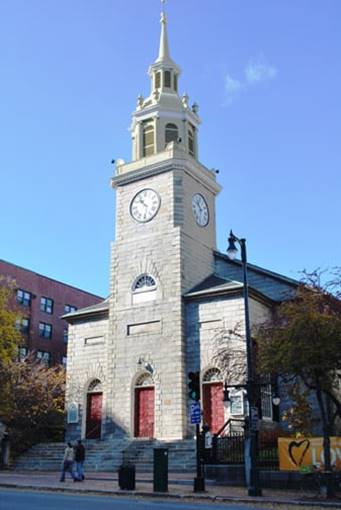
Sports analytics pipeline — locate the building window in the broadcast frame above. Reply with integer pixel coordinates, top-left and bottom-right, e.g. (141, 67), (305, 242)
(18, 346), (28, 361)
(164, 70), (171, 88)
(16, 317), (30, 334)
(132, 274), (157, 305)
(63, 328), (68, 343)
(174, 74), (178, 92)
(260, 377), (273, 420)
(40, 296), (53, 314)
(165, 123), (178, 145)
(133, 274), (156, 292)
(16, 289), (31, 307)
(88, 379), (102, 393)
(62, 356), (67, 368)
(64, 304), (77, 314)
(39, 322), (52, 339)
(142, 123), (154, 157)
(202, 367), (222, 383)
(37, 350), (50, 365)
(155, 71), (161, 89)
(188, 124), (195, 157)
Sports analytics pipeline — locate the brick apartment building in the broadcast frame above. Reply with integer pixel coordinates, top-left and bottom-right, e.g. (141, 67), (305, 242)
(0, 259), (103, 366)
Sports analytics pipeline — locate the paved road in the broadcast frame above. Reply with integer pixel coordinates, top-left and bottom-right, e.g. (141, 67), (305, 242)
(0, 489), (268, 510)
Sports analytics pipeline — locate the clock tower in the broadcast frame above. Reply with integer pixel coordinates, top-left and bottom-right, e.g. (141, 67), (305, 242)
(107, 8), (221, 440)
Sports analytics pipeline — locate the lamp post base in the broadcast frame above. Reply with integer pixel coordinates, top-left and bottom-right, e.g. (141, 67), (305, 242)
(193, 476), (205, 492)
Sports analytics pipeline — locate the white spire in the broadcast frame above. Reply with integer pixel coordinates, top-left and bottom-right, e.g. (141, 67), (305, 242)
(158, 12), (169, 61)
(156, 6), (171, 64)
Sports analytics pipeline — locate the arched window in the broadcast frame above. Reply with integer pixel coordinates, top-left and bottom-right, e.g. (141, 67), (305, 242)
(164, 70), (171, 88)
(188, 124), (195, 157)
(132, 274), (157, 304)
(143, 123), (154, 157)
(88, 379), (102, 392)
(203, 368), (222, 383)
(133, 274), (156, 292)
(165, 123), (178, 145)
(135, 372), (154, 387)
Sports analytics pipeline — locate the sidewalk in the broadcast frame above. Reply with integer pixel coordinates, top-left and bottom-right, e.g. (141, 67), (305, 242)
(0, 470), (341, 509)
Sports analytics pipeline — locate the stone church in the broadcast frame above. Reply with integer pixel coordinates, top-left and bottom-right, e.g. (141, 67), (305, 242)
(64, 10), (297, 446)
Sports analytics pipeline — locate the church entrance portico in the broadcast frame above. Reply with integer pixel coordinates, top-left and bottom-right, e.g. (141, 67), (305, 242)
(85, 379), (103, 439)
(134, 373), (155, 438)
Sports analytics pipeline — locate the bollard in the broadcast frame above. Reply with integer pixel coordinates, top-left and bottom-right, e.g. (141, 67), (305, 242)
(153, 447), (168, 492)
(118, 464), (135, 490)
(1, 434), (10, 469)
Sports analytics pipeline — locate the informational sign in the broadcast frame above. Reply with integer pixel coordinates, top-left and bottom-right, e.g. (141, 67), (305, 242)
(190, 402), (201, 424)
(204, 431), (213, 449)
(67, 402), (79, 424)
(278, 436), (341, 471)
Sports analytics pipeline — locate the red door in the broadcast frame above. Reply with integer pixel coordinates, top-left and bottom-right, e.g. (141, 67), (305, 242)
(134, 387), (155, 438)
(203, 382), (224, 434)
(86, 392), (102, 439)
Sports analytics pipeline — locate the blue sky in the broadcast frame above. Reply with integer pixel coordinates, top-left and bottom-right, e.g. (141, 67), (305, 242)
(1, 0), (340, 297)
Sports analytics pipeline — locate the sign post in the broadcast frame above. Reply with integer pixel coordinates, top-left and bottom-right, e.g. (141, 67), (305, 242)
(190, 403), (205, 492)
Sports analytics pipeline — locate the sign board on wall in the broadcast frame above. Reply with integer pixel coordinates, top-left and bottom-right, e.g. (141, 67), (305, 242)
(278, 437), (341, 471)
(67, 402), (79, 424)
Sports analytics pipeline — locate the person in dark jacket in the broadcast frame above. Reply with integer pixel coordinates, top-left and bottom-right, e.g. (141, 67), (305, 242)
(74, 439), (86, 481)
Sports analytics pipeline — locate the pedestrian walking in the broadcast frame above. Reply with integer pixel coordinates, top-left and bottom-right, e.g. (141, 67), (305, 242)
(60, 442), (77, 482)
(74, 439), (86, 481)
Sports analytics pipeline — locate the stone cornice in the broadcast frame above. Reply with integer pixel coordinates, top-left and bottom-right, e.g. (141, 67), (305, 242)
(111, 150), (221, 195)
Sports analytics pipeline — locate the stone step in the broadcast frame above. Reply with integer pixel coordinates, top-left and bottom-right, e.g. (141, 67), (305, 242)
(15, 438), (196, 472)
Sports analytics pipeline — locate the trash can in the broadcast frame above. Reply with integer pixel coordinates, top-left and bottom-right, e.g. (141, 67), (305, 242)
(153, 447), (168, 492)
(1, 433), (10, 469)
(118, 464), (136, 490)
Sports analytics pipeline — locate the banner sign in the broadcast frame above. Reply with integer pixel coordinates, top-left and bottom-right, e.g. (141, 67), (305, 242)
(278, 436), (341, 471)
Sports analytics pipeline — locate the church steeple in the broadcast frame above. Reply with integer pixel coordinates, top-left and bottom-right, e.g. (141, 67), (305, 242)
(148, 8), (181, 96)
(129, 7), (201, 163)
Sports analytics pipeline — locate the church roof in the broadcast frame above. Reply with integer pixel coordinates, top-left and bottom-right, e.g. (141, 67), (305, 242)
(214, 251), (298, 303)
(62, 298), (109, 322)
(185, 274), (243, 298)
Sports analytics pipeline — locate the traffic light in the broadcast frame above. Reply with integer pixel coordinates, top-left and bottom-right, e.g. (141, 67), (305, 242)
(188, 371), (200, 401)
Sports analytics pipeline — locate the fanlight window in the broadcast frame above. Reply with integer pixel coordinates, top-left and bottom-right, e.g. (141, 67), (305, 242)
(143, 123), (155, 157)
(133, 274), (156, 292)
(203, 368), (222, 383)
(135, 373), (154, 387)
(88, 379), (102, 393)
(165, 123), (178, 145)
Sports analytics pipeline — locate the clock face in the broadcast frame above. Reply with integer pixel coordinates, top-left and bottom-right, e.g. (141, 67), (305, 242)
(192, 193), (209, 227)
(130, 188), (161, 223)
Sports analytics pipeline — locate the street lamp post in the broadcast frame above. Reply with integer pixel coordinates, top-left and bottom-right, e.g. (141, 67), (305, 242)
(227, 230), (262, 497)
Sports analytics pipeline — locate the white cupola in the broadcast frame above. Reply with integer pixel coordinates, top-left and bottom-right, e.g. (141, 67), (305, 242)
(130, 8), (201, 162)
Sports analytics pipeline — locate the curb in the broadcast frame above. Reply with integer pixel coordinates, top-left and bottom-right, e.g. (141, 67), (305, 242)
(1, 482), (341, 508)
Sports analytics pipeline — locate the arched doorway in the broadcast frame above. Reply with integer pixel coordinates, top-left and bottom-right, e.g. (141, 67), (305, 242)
(202, 368), (224, 434)
(134, 373), (155, 438)
(86, 379), (102, 439)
